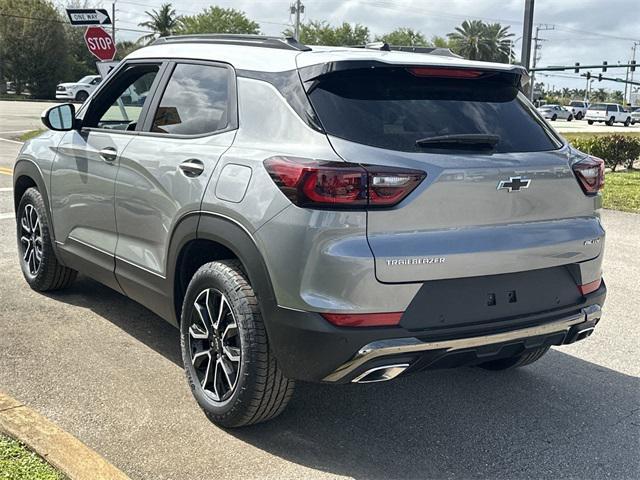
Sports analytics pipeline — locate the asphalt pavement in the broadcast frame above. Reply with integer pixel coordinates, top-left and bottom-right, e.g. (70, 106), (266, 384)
(0, 101), (638, 479)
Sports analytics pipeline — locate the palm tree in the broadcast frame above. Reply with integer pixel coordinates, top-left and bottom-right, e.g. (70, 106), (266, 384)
(482, 23), (514, 62)
(447, 20), (514, 62)
(138, 3), (180, 44)
(447, 20), (486, 60)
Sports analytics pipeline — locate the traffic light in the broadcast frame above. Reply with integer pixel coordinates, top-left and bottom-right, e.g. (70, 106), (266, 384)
(598, 73), (603, 81)
(586, 72), (591, 80)
(631, 60), (636, 72)
(602, 61), (607, 72)
(574, 62), (580, 73)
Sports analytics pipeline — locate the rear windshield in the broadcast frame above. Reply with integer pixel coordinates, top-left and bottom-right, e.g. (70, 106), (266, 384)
(589, 104), (606, 110)
(569, 101), (584, 107)
(307, 68), (560, 153)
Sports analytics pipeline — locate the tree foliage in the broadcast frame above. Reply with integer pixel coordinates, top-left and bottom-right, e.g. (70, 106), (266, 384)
(0, 0), (68, 98)
(376, 27), (427, 46)
(177, 6), (259, 35)
(447, 20), (513, 62)
(288, 21), (370, 46)
(138, 3), (180, 43)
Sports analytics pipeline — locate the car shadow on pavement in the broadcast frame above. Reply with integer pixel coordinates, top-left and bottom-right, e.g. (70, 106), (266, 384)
(47, 276), (639, 479)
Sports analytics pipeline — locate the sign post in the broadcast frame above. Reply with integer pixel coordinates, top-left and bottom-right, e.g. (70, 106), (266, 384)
(84, 27), (117, 62)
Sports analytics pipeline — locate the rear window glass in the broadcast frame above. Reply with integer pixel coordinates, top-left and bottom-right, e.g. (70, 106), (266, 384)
(307, 68), (560, 153)
(589, 104), (606, 110)
(569, 101), (584, 107)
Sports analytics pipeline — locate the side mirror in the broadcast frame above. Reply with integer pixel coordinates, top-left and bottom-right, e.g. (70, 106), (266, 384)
(41, 103), (76, 131)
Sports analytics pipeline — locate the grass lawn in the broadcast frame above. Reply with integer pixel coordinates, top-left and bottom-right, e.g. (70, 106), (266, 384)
(17, 129), (45, 142)
(0, 434), (65, 480)
(603, 170), (640, 213)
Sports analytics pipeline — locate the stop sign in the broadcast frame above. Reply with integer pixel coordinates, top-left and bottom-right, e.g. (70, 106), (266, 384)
(84, 26), (116, 61)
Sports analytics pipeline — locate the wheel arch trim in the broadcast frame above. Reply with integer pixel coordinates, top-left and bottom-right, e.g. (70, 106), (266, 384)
(12, 159), (55, 241)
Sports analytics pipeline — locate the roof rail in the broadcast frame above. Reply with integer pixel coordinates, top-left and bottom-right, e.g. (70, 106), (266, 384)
(151, 34), (311, 51)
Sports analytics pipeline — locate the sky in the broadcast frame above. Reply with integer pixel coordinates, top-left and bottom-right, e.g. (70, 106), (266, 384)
(87, 0), (640, 92)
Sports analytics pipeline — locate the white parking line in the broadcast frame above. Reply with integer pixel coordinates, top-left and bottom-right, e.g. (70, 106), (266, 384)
(0, 188), (12, 192)
(0, 212), (15, 220)
(0, 130), (31, 134)
(0, 138), (23, 145)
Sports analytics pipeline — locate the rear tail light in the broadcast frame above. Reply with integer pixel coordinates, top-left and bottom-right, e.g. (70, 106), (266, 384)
(578, 278), (602, 295)
(572, 156), (605, 195)
(263, 156), (425, 209)
(407, 67), (486, 79)
(321, 312), (403, 327)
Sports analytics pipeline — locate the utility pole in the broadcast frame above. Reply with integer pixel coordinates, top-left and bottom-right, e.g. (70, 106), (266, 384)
(520, 0), (535, 69)
(627, 41), (639, 105)
(529, 24), (554, 100)
(112, 1), (116, 45)
(291, 1), (304, 40)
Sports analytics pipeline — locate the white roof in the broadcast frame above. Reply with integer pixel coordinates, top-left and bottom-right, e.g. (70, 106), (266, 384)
(127, 41), (523, 74)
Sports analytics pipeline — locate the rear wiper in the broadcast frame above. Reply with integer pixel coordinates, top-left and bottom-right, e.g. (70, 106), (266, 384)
(415, 134), (500, 150)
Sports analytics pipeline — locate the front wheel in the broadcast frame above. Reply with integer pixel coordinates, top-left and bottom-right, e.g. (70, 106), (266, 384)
(606, 117), (615, 126)
(624, 117), (631, 127)
(567, 115), (573, 122)
(477, 346), (550, 371)
(551, 114), (557, 121)
(576, 112), (584, 120)
(75, 90), (89, 102)
(17, 188), (77, 291)
(180, 260), (294, 428)
(587, 120), (594, 125)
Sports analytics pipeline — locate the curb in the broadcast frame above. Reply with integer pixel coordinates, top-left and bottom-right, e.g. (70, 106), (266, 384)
(0, 391), (130, 480)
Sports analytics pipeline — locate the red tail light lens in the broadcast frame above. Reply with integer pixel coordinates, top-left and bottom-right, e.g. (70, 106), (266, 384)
(264, 156), (425, 209)
(578, 278), (602, 295)
(572, 156), (605, 195)
(321, 312), (403, 327)
(407, 67), (485, 79)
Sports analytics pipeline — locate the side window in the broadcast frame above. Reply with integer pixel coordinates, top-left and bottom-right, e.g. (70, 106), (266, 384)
(83, 64), (160, 131)
(607, 105), (616, 113)
(91, 77), (101, 85)
(150, 63), (231, 135)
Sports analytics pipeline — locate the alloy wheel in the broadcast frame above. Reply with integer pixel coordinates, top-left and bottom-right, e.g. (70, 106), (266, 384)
(20, 204), (42, 276)
(188, 289), (241, 402)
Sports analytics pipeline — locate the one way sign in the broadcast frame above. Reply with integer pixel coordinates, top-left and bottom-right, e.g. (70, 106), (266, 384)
(66, 8), (112, 26)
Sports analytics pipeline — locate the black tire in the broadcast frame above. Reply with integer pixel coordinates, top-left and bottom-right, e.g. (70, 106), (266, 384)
(477, 346), (550, 371)
(624, 117), (631, 127)
(75, 90), (88, 102)
(587, 120), (594, 125)
(16, 188), (77, 291)
(606, 117), (614, 126)
(180, 260), (294, 428)
(576, 112), (583, 120)
(551, 114), (557, 121)
(567, 114), (573, 122)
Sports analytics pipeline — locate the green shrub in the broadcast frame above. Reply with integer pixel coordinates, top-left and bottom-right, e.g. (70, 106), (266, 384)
(570, 134), (640, 171)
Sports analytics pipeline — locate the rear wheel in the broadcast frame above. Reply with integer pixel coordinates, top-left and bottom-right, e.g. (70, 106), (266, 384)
(551, 114), (557, 121)
(624, 117), (631, 127)
(477, 346), (550, 371)
(180, 260), (294, 428)
(75, 90), (88, 102)
(587, 120), (594, 125)
(567, 114), (573, 122)
(17, 188), (77, 291)
(576, 112), (583, 120)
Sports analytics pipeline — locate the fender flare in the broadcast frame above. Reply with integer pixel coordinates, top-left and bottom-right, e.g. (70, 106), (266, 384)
(12, 158), (54, 229)
(166, 212), (279, 328)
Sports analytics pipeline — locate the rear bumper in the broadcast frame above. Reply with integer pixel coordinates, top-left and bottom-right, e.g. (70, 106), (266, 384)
(266, 281), (606, 383)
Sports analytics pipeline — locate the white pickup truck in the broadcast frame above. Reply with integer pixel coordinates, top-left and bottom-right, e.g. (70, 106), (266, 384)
(568, 100), (588, 120)
(585, 103), (632, 126)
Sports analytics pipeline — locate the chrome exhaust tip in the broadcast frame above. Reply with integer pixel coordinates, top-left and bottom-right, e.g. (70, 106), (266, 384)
(351, 364), (409, 384)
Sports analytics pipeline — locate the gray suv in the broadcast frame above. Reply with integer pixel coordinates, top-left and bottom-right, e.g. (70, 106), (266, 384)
(13, 35), (607, 427)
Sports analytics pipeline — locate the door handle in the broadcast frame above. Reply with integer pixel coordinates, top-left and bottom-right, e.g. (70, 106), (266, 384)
(99, 147), (118, 162)
(179, 159), (205, 177)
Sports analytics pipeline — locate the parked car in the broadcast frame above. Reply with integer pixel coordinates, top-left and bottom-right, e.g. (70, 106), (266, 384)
(630, 107), (640, 125)
(568, 100), (589, 120)
(537, 104), (573, 121)
(585, 103), (632, 126)
(13, 35), (606, 427)
(55, 75), (102, 102)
